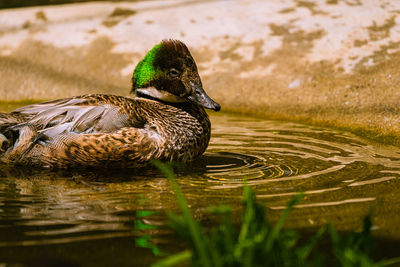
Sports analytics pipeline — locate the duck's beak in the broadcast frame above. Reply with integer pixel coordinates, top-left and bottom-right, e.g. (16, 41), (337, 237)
(187, 82), (221, 111)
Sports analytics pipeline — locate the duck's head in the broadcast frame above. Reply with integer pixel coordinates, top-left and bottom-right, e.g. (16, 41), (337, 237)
(131, 40), (220, 111)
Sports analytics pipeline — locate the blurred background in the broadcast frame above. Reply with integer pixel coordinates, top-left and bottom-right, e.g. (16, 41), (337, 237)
(0, 0), (399, 144)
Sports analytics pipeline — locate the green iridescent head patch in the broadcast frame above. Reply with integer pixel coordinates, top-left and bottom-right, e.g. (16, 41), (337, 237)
(132, 43), (162, 89)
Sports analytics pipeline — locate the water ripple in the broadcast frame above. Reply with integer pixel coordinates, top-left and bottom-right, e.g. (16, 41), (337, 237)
(1, 113), (400, 250)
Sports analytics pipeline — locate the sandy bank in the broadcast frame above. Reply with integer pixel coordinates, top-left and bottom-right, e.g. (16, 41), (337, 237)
(1, 0), (400, 145)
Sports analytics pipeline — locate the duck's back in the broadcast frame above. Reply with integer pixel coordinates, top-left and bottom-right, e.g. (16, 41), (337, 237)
(0, 94), (211, 168)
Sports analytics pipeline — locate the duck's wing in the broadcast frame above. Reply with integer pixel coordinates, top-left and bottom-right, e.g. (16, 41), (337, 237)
(12, 95), (143, 138)
(1, 95), (159, 167)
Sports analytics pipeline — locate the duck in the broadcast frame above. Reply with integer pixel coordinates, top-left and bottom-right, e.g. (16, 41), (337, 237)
(0, 39), (220, 168)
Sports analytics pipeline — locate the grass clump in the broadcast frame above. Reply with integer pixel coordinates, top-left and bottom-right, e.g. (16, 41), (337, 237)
(151, 161), (400, 267)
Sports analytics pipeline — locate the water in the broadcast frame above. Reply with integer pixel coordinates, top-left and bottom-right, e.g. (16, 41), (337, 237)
(1, 112), (400, 266)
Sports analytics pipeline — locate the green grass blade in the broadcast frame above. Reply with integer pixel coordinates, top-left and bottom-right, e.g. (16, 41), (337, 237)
(152, 160), (215, 267)
(234, 186), (257, 260)
(379, 257), (400, 266)
(265, 193), (304, 252)
(151, 250), (192, 267)
(297, 225), (327, 260)
(237, 186), (255, 243)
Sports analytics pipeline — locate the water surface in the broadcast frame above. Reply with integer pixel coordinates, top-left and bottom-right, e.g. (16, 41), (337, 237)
(1, 112), (400, 266)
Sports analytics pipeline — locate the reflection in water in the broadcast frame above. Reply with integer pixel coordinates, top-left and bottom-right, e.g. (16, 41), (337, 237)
(2, 113), (400, 265)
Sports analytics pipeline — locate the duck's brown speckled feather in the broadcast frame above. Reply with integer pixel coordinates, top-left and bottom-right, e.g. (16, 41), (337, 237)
(0, 94), (211, 168)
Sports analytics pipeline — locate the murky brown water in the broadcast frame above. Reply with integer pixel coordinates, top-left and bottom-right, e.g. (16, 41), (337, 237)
(1, 112), (400, 266)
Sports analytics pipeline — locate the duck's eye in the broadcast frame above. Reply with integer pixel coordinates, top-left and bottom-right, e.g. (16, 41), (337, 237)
(168, 69), (180, 78)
